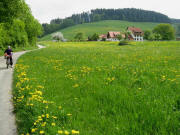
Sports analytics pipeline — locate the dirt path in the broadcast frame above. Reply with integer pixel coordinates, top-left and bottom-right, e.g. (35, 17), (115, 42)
(0, 45), (44, 135)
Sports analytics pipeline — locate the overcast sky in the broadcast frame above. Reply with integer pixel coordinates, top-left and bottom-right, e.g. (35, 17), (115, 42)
(26, 0), (180, 23)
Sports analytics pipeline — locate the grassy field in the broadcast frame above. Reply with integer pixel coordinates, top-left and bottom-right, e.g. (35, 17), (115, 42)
(13, 41), (180, 135)
(40, 20), (160, 41)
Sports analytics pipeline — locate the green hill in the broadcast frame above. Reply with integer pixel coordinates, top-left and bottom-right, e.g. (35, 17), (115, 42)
(40, 20), (160, 41)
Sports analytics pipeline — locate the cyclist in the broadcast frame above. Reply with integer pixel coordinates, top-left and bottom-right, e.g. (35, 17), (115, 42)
(4, 46), (13, 67)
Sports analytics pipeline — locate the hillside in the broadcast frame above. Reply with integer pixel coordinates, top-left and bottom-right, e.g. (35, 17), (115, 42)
(42, 8), (171, 36)
(40, 20), (160, 41)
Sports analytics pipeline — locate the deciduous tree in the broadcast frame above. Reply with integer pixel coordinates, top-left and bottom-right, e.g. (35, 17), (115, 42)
(74, 33), (84, 41)
(153, 24), (175, 40)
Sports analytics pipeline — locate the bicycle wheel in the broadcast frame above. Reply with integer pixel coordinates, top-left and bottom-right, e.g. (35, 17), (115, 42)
(6, 58), (10, 69)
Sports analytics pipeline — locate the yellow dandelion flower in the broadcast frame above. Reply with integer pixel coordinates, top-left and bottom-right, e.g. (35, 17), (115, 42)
(37, 85), (44, 89)
(58, 130), (63, 134)
(64, 130), (70, 135)
(46, 114), (49, 118)
(40, 130), (45, 134)
(73, 84), (79, 88)
(41, 122), (46, 127)
(52, 116), (57, 119)
(72, 130), (80, 134)
(51, 123), (56, 126)
(39, 118), (43, 121)
(31, 128), (36, 133)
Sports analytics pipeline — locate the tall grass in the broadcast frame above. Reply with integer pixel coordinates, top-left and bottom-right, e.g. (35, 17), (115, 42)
(13, 41), (180, 135)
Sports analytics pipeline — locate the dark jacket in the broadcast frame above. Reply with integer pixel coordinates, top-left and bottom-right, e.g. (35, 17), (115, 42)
(4, 49), (13, 56)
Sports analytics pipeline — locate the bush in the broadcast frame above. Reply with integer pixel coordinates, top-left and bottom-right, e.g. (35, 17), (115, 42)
(153, 24), (175, 40)
(117, 34), (123, 40)
(74, 32), (84, 41)
(88, 33), (99, 41)
(52, 32), (64, 42)
(102, 38), (106, 41)
(144, 30), (152, 40)
(119, 40), (130, 46)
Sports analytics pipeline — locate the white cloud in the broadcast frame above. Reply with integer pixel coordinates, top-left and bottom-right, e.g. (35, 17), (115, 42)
(26, 0), (180, 23)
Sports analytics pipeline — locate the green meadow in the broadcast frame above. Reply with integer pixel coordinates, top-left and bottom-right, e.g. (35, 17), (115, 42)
(40, 20), (160, 41)
(13, 41), (180, 135)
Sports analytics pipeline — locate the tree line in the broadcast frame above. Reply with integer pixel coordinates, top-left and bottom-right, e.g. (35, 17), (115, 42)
(0, 0), (42, 49)
(42, 8), (172, 36)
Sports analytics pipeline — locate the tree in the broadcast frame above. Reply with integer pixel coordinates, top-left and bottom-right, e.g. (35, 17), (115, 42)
(124, 31), (131, 40)
(148, 34), (155, 41)
(153, 24), (175, 40)
(52, 32), (64, 41)
(19, 1), (42, 45)
(0, 0), (42, 48)
(0, 24), (8, 49)
(144, 30), (152, 40)
(7, 19), (28, 47)
(60, 19), (75, 29)
(117, 34), (123, 40)
(176, 24), (180, 37)
(88, 33), (99, 41)
(93, 14), (101, 22)
(154, 33), (162, 41)
(42, 8), (172, 37)
(74, 33), (84, 41)
(0, 0), (22, 23)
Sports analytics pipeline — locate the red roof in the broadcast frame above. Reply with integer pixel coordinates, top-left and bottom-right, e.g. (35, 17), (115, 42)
(108, 32), (120, 38)
(127, 27), (143, 33)
(107, 31), (125, 38)
(99, 34), (107, 39)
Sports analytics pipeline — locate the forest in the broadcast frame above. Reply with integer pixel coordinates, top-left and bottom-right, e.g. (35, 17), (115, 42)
(42, 8), (172, 36)
(0, 0), (42, 49)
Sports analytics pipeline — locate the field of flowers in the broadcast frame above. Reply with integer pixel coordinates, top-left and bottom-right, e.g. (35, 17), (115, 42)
(13, 41), (180, 135)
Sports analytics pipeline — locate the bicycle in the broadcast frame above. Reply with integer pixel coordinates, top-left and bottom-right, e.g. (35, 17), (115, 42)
(4, 55), (12, 69)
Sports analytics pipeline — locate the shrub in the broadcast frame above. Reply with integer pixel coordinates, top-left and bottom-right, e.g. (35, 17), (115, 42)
(119, 40), (130, 46)
(153, 24), (175, 40)
(144, 30), (152, 40)
(88, 33), (99, 41)
(154, 33), (162, 41)
(74, 32), (84, 41)
(117, 34), (123, 40)
(102, 38), (106, 41)
(52, 32), (64, 42)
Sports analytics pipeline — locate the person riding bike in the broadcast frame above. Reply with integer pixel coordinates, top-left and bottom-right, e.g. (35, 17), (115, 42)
(4, 46), (13, 68)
